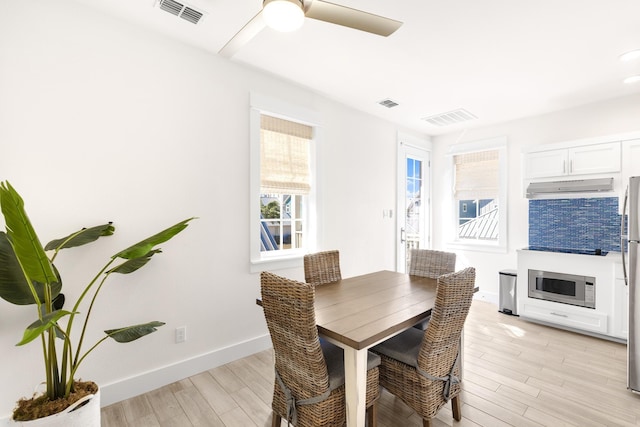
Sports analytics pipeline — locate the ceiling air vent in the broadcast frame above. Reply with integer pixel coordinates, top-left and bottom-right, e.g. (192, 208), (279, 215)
(378, 99), (399, 109)
(156, 0), (204, 24)
(422, 108), (477, 126)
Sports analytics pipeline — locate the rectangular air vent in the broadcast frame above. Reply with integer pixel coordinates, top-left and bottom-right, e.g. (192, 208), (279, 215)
(157, 0), (204, 24)
(378, 99), (399, 108)
(422, 108), (477, 126)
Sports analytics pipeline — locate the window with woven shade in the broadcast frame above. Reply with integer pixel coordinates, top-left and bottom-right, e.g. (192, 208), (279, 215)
(454, 149), (499, 241)
(249, 94), (320, 270)
(259, 114), (313, 255)
(449, 136), (507, 252)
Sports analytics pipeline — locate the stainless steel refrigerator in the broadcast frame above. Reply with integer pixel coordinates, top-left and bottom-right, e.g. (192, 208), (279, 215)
(622, 176), (640, 393)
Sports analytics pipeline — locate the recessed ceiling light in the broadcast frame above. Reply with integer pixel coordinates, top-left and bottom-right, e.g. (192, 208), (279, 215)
(619, 49), (640, 62)
(623, 75), (640, 84)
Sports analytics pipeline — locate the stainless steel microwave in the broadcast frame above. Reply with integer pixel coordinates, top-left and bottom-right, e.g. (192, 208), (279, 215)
(528, 269), (595, 309)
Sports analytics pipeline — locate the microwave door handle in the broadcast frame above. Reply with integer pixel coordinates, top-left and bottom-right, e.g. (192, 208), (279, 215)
(622, 186), (629, 286)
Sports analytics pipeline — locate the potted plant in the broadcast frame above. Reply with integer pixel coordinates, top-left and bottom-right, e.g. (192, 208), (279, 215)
(0, 181), (195, 424)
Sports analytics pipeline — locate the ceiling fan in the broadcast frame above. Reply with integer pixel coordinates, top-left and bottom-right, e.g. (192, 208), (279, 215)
(219, 0), (403, 58)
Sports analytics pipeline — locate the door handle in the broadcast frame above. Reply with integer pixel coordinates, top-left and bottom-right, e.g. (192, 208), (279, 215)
(550, 312), (568, 318)
(400, 227), (406, 243)
(622, 186), (629, 286)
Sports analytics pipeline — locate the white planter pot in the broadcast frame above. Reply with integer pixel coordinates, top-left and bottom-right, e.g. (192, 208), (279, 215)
(11, 388), (100, 427)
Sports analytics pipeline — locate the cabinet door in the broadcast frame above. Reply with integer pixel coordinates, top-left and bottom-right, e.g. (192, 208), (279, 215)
(524, 149), (567, 179)
(521, 301), (608, 334)
(568, 142), (620, 175)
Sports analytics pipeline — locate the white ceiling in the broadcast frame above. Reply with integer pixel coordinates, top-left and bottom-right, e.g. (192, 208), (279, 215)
(72, 0), (640, 136)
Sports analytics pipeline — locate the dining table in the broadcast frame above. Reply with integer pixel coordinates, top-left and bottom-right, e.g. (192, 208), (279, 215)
(258, 269), (462, 427)
(313, 270), (442, 427)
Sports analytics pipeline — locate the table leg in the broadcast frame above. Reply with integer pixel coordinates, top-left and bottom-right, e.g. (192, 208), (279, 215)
(343, 346), (368, 427)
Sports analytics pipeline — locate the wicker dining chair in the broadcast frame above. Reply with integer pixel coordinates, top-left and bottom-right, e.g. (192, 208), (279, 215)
(371, 267), (476, 427)
(260, 271), (380, 427)
(303, 250), (342, 285)
(409, 249), (456, 330)
(409, 249), (456, 279)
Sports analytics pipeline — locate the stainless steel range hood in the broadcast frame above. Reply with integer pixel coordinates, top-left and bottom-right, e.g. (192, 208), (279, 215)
(526, 177), (614, 199)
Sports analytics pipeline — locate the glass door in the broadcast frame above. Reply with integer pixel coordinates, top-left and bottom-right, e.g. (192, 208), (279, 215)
(396, 136), (430, 272)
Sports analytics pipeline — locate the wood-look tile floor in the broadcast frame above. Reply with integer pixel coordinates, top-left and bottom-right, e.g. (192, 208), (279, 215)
(101, 300), (640, 426)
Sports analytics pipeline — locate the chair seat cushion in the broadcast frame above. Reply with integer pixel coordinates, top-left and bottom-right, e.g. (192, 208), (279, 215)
(413, 314), (431, 331)
(371, 326), (424, 368)
(321, 340), (381, 391)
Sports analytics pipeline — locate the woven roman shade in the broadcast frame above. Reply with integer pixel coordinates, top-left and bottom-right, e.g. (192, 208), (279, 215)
(260, 115), (312, 195)
(454, 150), (499, 200)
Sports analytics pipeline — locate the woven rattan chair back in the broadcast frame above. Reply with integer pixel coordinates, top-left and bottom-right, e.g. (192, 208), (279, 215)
(417, 267), (476, 420)
(260, 271), (380, 427)
(409, 249), (456, 279)
(261, 271), (330, 401)
(303, 250), (342, 285)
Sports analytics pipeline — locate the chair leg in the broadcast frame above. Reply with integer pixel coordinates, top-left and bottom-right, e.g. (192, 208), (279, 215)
(271, 412), (281, 427)
(366, 402), (377, 427)
(423, 419), (433, 427)
(451, 395), (461, 421)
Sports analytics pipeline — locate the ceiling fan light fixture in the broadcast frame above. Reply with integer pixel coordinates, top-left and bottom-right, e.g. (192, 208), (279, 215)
(263, 0), (305, 32)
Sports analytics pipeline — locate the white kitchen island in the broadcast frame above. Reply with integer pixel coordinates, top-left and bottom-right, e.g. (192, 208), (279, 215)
(517, 249), (626, 342)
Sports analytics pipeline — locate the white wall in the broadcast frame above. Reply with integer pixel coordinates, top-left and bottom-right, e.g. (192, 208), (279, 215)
(431, 94), (640, 302)
(0, 0), (406, 419)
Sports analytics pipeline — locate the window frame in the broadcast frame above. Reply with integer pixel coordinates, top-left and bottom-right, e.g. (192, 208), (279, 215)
(249, 93), (320, 272)
(447, 136), (508, 253)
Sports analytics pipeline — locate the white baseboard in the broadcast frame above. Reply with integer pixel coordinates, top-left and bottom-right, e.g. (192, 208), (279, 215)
(0, 334), (272, 426)
(100, 333), (272, 406)
(473, 290), (499, 306)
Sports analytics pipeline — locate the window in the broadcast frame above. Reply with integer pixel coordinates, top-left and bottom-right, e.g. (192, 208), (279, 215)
(448, 137), (507, 252)
(250, 94), (319, 269)
(259, 113), (311, 254)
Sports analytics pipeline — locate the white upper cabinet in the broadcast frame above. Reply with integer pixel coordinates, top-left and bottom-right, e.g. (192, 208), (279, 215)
(525, 142), (621, 179)
(524, 149), (567, 178)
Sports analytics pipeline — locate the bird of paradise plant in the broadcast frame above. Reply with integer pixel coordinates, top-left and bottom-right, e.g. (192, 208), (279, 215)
(0, 180), (195, 420)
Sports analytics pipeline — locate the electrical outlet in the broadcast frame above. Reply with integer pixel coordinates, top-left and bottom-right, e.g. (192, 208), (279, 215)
(175, 326), (186, 343)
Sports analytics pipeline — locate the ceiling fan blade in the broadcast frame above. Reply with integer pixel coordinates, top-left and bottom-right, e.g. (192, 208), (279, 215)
(219, 9), (267, 58)
(304, 0), (402, 36)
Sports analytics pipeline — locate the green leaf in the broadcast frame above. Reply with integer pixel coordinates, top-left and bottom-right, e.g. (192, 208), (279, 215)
(113, 218), (195, 260)
(0, 232), (35, 305)
(17, 310), (73, 346)
(107, 250), (162, 274)
(104, 321), (165, 343)
(44, 223), (115, 251)
(0, 182), (57, 287)
(0, 232), (61, 305)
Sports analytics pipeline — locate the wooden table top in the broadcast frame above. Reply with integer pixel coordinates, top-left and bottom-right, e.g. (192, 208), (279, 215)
(312, 270), (438, 350)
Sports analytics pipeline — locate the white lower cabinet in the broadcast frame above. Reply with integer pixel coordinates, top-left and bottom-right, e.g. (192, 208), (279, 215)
(517, 250), (623, 341)
(521, 301), (608, 335)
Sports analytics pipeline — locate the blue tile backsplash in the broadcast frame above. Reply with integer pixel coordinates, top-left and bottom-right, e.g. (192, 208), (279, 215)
(529, 197), (621, 252)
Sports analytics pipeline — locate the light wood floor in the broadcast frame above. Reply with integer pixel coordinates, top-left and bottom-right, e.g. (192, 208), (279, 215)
(101, 300), (640, 426)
